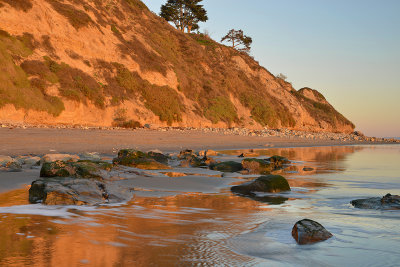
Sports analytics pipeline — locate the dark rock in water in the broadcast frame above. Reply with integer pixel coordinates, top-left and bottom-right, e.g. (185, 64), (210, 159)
(210, 161), (243, 172)
(29, 178), (133, 205)
(351, 193), (400, 210)
(241, 158), (272, 174)
(266, 155), (290, 169)
(238, 153), (245, 158)
(231, 175), (291, 195)
(30, 159), (133, 205)
(303, 167), (314, 171)
(113, 149), (171, 170)
(292, 219), (333, 245)
(40, 160), (113, 179)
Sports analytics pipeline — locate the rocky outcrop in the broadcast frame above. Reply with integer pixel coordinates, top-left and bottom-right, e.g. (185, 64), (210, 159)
(292, 219), (333, 245)
(231, 175), (291, 195)
(351, 194), (400, 210)
(41, 154), (80, 163)
(113, 149), (171, 170)
(29, 177), (133, 205)
(29, 159), (133, 205)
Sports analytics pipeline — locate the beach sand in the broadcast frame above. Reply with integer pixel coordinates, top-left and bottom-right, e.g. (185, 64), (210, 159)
(0, 128), (369, 156)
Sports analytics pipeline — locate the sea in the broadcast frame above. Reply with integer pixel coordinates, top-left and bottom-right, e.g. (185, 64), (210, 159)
(0, 145), (399, 266)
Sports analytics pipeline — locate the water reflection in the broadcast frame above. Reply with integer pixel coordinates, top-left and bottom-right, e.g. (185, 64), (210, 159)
(0, 145), (399, 266)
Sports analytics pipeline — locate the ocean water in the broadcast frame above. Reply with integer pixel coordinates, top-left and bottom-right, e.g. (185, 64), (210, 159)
(0, 145), (399, 266)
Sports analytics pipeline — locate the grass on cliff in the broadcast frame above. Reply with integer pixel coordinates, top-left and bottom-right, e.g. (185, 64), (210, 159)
(0, 0), (32, 12)
(21, 57), (105, 109)
(0, 30), (64, 116)
(113, 63), (183, 124)
(204, 96), (238, 124)
(291, 89), (355, 129)
(45, 0), (94, 30)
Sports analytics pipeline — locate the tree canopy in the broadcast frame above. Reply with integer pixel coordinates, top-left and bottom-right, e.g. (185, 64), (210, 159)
(160, 0), (208, 33)
(221, 29), (253, 53)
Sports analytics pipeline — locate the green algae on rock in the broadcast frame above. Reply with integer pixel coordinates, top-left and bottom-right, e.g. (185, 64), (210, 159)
(113, 149), (171, 170)
(231, 175), (291, 195)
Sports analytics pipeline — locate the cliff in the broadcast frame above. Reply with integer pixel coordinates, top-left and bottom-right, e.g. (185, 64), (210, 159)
(0, 0), (354, 133)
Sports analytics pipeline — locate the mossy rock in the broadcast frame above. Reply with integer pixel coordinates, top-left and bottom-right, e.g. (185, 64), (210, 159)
(40, 160), (112, 179)
(231, 175), (291, 195)
(241, 158), (272, 174)
(113, 149), (171, 170)
(210, 161), (243, 172)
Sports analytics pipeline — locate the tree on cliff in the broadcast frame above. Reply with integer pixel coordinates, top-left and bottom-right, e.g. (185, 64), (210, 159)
(221, 29), (253, 53)
(160, 0), (208, 33)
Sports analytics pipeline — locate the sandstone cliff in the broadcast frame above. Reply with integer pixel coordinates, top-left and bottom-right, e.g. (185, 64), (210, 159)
(0, 0), (354, 133)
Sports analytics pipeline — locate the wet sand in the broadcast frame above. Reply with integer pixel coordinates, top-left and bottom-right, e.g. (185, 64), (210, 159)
(0, 128), (368, 156)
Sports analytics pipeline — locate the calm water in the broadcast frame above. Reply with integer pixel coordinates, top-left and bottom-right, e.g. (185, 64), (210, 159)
(0, 145), (399, 266)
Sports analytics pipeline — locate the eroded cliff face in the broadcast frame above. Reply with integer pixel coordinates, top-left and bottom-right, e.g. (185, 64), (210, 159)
(0, 0), (354, 133)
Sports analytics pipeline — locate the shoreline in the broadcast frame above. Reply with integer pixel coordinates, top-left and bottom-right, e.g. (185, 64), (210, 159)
(0, 127), (398, 156)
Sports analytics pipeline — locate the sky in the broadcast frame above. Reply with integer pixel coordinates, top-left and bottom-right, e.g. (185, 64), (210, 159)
(142, 0), (400, 137)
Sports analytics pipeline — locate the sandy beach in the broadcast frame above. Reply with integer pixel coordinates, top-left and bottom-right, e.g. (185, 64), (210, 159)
(0, 128), (379, 156)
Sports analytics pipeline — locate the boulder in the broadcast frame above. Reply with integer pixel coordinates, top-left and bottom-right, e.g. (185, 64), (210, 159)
(351, 193), (400, 210)
(22, 156), (41, 166)
(198, 149), (219, 157)
(113, 149), (171, 170)
(210, 161), (243, 172)
(40, 160), (113, 179)
(29, 159), (132, 205)
(0, 155), (13, 166)
(29, 178), (133, 205)
(241, 158), (272, 174)
(292, 219), (333, 245)
(231, 175), (291, 195)
(3, 161), (23, 172)
(178, 149), (207, 168)
(303, 167), (314, 171)
(41, 154), (80, 163)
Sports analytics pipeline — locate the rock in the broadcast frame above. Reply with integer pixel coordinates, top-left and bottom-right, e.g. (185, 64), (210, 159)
(292, 219), (333, 245)
(79, 152), (101, 161)
(147, 151), (169, 164)
(351, 193), (400, 210)
(22, 156), (41, 166)
(266, 155), (290, 168)
(0, 155), (13, 166)
(231, 175), (291, 195)
(210, 161), (243, 172)
(41, 154), (80, 163)
(29, 159), (133, 205)
(113, 149), (171, 170)
(241, 158), (272, 174)
(4, 161), (23, 172)
(303, 167), (314, 171)
(29, 178), (133, 205)
(40, 160), (113, 179)
(178, 149), (207, 168)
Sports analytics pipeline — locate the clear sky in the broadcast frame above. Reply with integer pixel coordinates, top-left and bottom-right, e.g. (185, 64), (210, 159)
(142, 0), (400, 137)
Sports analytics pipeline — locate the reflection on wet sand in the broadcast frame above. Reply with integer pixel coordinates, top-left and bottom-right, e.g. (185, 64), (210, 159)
(0, 145), (368, 266)
(0, 193), (272, 266)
